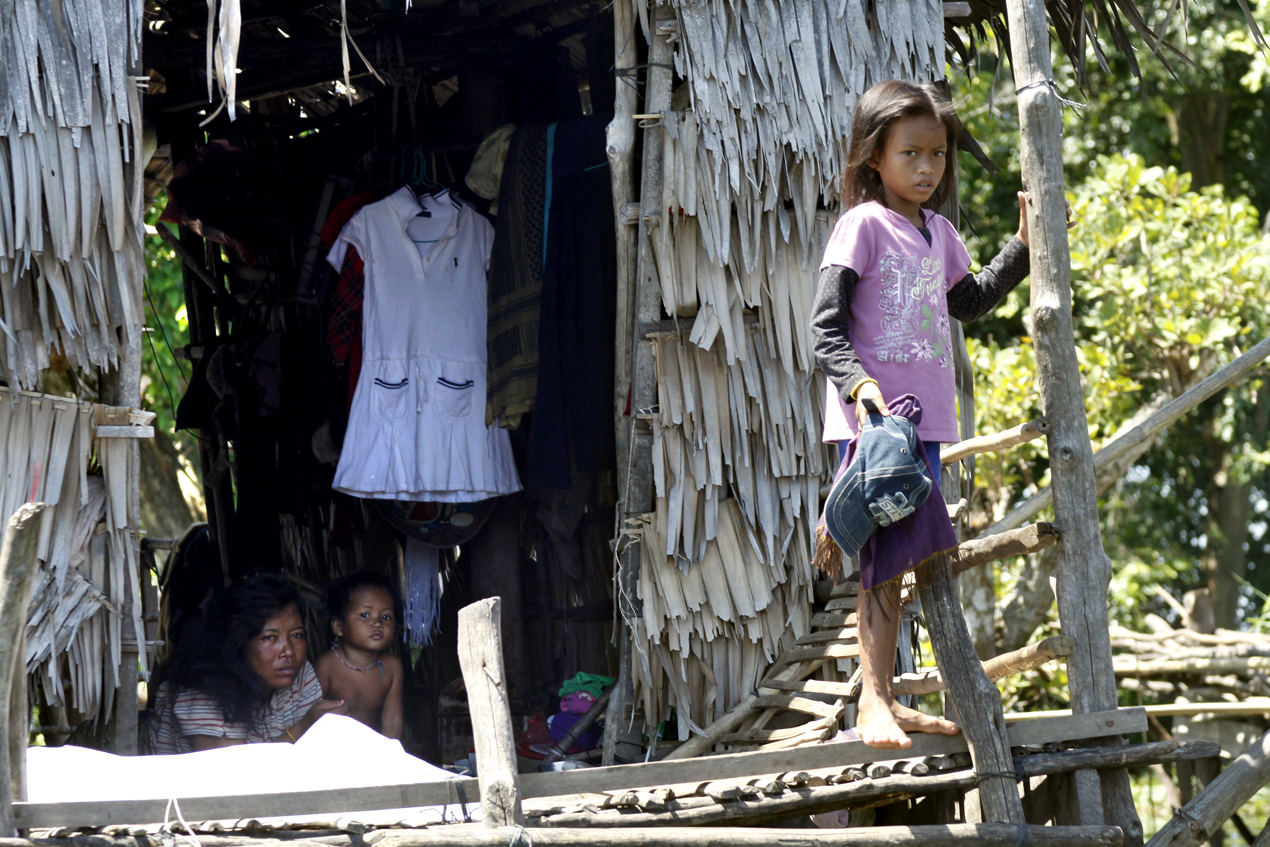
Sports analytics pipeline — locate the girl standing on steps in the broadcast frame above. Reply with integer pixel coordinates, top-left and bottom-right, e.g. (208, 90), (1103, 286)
(811, 79), (1043, 749)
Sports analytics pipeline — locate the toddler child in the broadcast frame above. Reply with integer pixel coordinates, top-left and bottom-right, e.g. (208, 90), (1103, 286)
(316, 571), (404, 739)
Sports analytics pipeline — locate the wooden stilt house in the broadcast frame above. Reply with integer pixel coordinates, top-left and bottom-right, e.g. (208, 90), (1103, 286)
(5, 0), (1270, 842)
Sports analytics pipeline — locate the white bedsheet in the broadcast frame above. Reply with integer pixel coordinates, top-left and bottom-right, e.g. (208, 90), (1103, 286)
(27, 715), (477, 826)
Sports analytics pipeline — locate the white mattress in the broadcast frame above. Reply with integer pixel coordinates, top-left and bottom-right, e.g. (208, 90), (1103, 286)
(26, 714), (477, 826)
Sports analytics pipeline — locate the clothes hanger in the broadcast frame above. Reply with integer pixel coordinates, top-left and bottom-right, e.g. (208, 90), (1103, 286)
(404, 145), (461, 211)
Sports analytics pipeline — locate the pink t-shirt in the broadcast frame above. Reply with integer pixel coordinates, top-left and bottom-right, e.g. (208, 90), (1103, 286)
(819, 201), (971, 443)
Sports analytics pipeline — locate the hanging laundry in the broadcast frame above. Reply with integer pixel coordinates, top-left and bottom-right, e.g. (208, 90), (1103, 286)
(328, 188), (521, 503)
(485, 124), (549, 429)
(465, 123), (517, 215)
(404, 537), (442, 646)
(528, 117), (617, 489)
(322, 191), (377, 406)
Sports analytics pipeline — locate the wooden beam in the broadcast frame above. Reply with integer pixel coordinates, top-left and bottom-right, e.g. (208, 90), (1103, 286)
(456, 598), (522, 827)
(952, 523), (1058, 575)
(371, 825), (1125, 847)
(13, 781), (478, 830)
(917, 554), (1025, 823)
(891, 635), (1074, 697)
(1145, 728), (1270, 847)
(1004, 0), (1142, 838)
(522, 708), (1145, 798)
(531, 741), (1217, 830)
(941, 418), (1048, 466)
(984, 334), (1270, 538)
(1, 504), (45, 838)
(1113, 656), (1270, 676)
(11, 710), (1146, 829)
(142, 33), (516, 69)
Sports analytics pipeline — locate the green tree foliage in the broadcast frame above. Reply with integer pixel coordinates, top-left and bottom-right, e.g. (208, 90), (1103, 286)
(963, 149), (1270, 623)
(1071, 155), (1270, 619)
(142, 199), (197, 461)
(949, 5), (1270, 635)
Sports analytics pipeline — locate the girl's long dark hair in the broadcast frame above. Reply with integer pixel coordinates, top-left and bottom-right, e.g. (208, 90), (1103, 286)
(154, 570), (305, 727)
(842, 80), (960, 211)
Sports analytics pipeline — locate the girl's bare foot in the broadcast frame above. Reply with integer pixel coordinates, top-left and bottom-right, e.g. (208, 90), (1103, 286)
(857, 700), (960, 749)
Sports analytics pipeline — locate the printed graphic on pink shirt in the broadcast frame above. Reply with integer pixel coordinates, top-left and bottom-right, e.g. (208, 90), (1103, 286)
(874, 251), (954, 371)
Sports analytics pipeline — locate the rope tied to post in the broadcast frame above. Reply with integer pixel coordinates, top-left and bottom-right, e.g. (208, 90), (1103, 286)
(160, 797), (203, 847)
(1016, 822), (1033, 847)
(499, 825), (533, 847)
(1014, 78), (1087, 112)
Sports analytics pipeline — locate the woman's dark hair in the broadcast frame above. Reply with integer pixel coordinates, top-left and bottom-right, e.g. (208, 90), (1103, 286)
(842, 80), (959, 210)
(156, 569), (305, 727)
(326, 571), (403, 643)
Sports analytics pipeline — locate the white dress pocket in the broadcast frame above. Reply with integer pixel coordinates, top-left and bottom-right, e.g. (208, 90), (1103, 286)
(427, 361), (478, 421)
(371, 370), (412, 422)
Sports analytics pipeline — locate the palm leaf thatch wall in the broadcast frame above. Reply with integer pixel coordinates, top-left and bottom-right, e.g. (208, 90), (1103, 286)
(0, 0), (147, 388)
(0, 0), (148, 727)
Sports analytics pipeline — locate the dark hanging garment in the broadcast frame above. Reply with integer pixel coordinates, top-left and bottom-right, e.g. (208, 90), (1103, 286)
(486, 124), (549, 429)
(528, 117), (617, 489)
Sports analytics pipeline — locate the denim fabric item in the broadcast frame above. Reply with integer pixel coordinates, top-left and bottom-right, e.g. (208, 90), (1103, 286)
(822, 394), (932, 560)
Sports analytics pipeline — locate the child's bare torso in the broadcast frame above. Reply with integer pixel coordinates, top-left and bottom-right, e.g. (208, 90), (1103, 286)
(315, 650), (400, 731)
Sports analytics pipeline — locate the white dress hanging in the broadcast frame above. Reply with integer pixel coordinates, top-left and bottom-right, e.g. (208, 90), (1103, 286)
(329, 188), (521, 502)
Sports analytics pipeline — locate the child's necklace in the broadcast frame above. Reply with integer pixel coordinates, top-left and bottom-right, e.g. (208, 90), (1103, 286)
(331, 644), (385, 677)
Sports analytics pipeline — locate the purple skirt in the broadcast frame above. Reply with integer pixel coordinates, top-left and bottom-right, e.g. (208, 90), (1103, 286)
(827, 439), (959, 591)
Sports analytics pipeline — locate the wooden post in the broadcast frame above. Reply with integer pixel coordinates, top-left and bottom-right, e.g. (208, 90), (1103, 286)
(456, 598), (523, 827)
(1145, 727), (1270, 847)
(602, 1), (676, 767)
(0, 504), (45, 837)
(917, 553), (1025, 823)
(1003, 1), (1141, 840)
(609, 0), (639, 490)
(603, 0), (643, 768)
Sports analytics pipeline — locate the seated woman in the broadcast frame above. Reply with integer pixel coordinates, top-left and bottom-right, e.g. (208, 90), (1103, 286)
(144, 570), (346, 754)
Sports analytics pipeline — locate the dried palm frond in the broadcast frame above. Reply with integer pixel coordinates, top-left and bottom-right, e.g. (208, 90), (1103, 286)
(0, 0), (145, 390)
(0, 387), (144, 727)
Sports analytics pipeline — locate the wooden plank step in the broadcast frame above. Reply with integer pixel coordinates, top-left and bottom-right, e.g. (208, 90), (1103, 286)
(757, 729), (838, 751)
(772, 643), (861, 665)
(758, 678), (857, 698)
(796, 626), (858, 646)
(810, 611), (856, 628)
(824, 595), (857, 612)
(721, 718), (837, 745)
(829, 578), (860, 600)
(751, 694), (844, 719)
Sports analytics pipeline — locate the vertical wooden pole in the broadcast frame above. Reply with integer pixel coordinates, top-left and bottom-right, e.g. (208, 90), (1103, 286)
(1003, 1), (1141, 842)
(602, 2), (676, 767)
(0, 504), (45, 837)
(918, 553), (1024, 824)
(457, 598), (523, 827)
(609, 0), (640, 490)
(603, 0), (642, 765)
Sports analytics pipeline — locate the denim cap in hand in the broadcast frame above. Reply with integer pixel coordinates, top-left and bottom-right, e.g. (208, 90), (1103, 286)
(822, 393), (933, 560)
